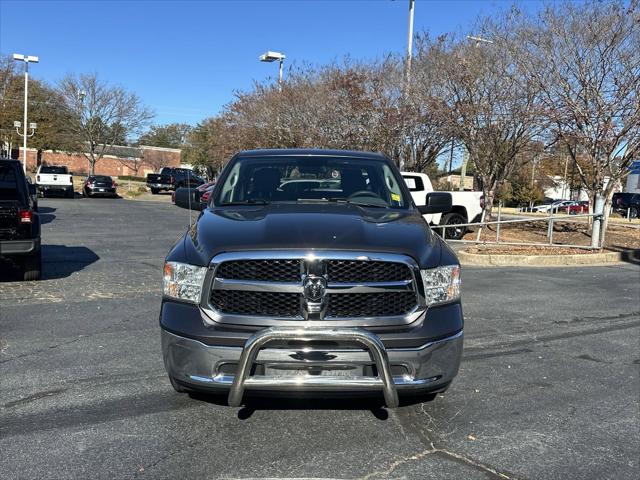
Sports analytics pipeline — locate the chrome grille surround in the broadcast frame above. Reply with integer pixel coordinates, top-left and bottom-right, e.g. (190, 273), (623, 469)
(201, 251), (427, 328)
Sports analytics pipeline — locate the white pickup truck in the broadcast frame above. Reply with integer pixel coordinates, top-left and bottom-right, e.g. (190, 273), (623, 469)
(402, 172), (483, 240)
(36, 165), (74, 198)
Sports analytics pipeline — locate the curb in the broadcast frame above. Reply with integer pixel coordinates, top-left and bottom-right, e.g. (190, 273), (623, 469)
(458, 248), (640, 267)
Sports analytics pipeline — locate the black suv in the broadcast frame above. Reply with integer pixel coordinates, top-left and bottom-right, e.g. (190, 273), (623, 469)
(612, 192), (639, 219)
(0, 159), (42, 280)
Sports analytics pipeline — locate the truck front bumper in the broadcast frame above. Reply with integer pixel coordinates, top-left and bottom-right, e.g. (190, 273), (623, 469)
(161, 327), (462, 408)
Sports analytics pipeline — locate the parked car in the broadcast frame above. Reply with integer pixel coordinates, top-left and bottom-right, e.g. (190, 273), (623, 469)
(0, 158), (41, 280)
(82, 175), (118, 198)
(531, 200), (573, 213)
(160, 149), (463, 408)
(558, 201), (589, 215)
(612, 192), (639, 219)
(197, 183), (216, 209)
(146, 167), (205, 194)
(35, 165), (74, 198)
(401, 172), (483, 240)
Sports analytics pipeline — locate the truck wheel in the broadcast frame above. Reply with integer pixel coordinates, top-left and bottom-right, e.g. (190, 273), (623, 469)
(440, 213), (467, 240)
(21, 251), (42, 281)
(630, 207), (638, 219)
(67, 189), (75, 199)
(150, 188), (159, 195)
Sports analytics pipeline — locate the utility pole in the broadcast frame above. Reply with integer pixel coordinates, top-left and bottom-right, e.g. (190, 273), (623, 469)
(400, 0), (415, 173)
(405, 0), (415, 84)
(459, 148), (468, 191)
(12, 53), (39, 173)
(561, 154), (569, 200)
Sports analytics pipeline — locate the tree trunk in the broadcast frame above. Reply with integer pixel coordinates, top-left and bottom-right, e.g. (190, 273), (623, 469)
(598, 188), (616, 248)
(483, 189), (495, 221)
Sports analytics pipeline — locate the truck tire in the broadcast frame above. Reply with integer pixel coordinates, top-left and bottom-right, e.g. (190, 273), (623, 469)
(66, 188), (75, 199)
(150, 188), (159, 195)
(630, 207), (638, 219)
(21, 251), (42, 281)
(440, 212), (467, 240)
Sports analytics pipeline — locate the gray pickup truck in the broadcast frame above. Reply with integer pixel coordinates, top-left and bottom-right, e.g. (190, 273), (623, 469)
(159, 149), (463, 408)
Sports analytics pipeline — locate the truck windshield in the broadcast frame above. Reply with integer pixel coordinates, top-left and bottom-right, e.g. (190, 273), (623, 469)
(215, 156), (408, 208)
(40, 166), (68, 174)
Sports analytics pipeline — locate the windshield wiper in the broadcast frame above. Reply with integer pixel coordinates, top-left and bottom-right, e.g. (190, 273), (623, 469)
(221, 199), (270, 206)
(325, 197), (389, 208)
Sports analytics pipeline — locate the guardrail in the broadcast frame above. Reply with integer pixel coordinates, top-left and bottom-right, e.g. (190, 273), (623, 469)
(436, 207), (606, 249)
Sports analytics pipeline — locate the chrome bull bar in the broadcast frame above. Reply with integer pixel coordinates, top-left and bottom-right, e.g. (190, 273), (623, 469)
(228, 326), (400, 408)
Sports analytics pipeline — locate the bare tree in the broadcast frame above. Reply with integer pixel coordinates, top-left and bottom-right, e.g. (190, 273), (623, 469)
(512, 0), (640, 241)
(59, 74), (154, 175)
(403, 36), (455, 173)
(435, 32), (545, 219)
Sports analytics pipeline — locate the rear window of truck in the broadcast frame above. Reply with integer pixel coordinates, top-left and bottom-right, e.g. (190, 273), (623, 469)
(40, 166), (68, 174)
(0, 164), (24, 201)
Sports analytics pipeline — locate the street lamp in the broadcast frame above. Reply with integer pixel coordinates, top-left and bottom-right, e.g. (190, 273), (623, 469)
(259, 51), (286, 90)
(467, 35), (494, 46)
(12, 53), (39, 173)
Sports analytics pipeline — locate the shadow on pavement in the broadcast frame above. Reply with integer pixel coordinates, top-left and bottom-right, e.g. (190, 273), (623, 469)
(0, 245), (100, 282)
(38, 206), (56, 225)
(616, 247), (640, 265)
(187, 391), (390, 420)
(41, 245), (100, 280)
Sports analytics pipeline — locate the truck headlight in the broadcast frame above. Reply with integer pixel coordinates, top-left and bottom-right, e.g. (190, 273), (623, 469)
(420, 265), (461, 306)
(163, 261), (207, 303)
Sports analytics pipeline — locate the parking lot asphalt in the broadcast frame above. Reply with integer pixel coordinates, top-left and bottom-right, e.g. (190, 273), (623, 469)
(1, 197), (638, 480)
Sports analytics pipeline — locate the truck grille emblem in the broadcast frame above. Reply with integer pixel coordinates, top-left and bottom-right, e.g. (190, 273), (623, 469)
(303, 276), (326, 302)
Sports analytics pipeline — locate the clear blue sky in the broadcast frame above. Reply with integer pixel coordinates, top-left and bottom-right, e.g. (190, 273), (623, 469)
(0, 0), (544, 127)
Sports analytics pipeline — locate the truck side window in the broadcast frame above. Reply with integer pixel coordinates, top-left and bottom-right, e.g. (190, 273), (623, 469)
(383, 165), (404, 207)
(219, 162), (241, 203)
(403, 175), (424, 192)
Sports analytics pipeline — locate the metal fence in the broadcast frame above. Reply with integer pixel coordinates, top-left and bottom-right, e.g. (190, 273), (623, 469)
(436, 206), (608, 249)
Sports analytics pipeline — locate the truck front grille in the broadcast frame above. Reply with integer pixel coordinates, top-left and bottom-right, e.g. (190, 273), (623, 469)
(326, 292), (417, 318)
(215, 259), (412, 283)
(207, 253), (421, 322)
(216, 259), (300, 282)
(210, 291), (301, 317)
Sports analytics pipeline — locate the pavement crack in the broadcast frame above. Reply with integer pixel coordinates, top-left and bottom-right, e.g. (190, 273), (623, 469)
(388, 406), (523, 480)
(133, 429), (215, 477)
(361, 441), (516, 480)
(2, 387), (68, 409)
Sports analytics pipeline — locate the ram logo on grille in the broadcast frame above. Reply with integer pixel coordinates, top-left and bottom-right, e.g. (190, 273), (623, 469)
(303, 276), (326, 302)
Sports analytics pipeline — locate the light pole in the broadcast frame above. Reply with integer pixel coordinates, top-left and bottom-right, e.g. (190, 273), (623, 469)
(405, 0), (415, 84)
(467, 35), (494, 46)
(12, 53), (39, 173)
(259, 51), (286, 91)
(399, 0), (415, 173)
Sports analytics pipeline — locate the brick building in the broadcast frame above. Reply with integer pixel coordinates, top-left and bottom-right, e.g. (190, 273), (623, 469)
(13, 145), (182, 177)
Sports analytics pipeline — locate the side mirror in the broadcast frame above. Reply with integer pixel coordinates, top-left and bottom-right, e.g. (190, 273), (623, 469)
(417, 192), (452, 215)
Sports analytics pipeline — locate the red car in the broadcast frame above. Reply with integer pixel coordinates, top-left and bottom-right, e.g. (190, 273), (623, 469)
(559, 201), (589, 215)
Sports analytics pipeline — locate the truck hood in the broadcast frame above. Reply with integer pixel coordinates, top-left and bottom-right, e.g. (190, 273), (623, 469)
(178, 204), (443, 269)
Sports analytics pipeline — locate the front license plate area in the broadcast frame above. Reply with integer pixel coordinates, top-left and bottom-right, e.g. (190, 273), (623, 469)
(264, 364), (363, 377)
